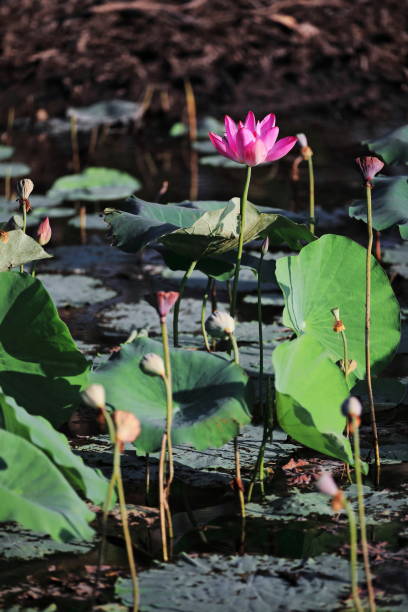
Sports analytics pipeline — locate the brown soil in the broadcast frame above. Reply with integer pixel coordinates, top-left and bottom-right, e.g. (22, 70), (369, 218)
(0, 0), (406, 121)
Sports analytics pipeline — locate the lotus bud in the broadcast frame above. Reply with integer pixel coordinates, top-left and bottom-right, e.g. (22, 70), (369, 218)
(355, 156), (384, 186)
(114, 410), (141, 450)
(316, 471), (345, 511)
(296, 133), (313, 160)
(140, 353), (165, 378)
(81, 383), (106, 410)
(36, 217), (51, 246)
(341, 396), (362, 418)
(205, 310), (235, 339)
(261, 236), (269, 256)
(16, 178), (34, 200)
(156, 291), (180, 321)
(331, 307), (345, 333)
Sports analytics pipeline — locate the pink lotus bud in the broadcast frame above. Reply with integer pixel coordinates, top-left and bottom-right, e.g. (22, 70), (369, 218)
(114, 410), (141, 448)
(36, 217), (51, 246)
(316, 472), (339, 497)
(205, 310), (235, 339)
(355, 156), (384, 185)
(209, 112), (297, 167)
(156, 291), (180, 320)
(341, 396), (362, 418)
(82, 384), (106, 410)
(140, 353), (165, 378)
(261, 236), (269, 256)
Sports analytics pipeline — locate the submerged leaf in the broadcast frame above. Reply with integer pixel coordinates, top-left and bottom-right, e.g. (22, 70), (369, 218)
(364, 125), (408, 165)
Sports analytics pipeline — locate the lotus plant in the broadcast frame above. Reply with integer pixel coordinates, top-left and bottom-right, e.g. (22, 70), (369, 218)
(209, 112), (297, 317)
(17, 177), (34, 272)
(296, 133), (315, 233)
(355, 155), (384, 484)
(316, 472), (363, 612)
(32, 217), (52, 277)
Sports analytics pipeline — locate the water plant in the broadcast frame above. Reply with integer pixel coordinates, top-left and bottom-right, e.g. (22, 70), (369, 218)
(296, 133), (315, 233)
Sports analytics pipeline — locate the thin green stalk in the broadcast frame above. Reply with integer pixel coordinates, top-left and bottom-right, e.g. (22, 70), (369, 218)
(19, 205), (27, 273)
(340, 330), (349, 383)
(114, 442), (139, 612)
(144, 453), (150, 505)
(353, 416), (376, 612)
(234, 435), (246, 549)
(247, 375), (274, 501)
(173, 259), (198, 346)
(345, 500), (364, 612)
(257, 249), (265, 416)
(228, 332), (240, 365)
(307, 155), (315, 234)
(158, 432), (169, 562)
(230, 165), (252, 317)
(201, 277), (212, 351)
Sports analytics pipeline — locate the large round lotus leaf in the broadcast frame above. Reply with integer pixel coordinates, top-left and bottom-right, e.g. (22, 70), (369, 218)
(349, 176), (408, 239)
(0, 229), (52, 271)
(0, 392), (109, 506)
(0, 145), (14, 161)
(272, 334), (354, 464)
(276, 234), (400, 379)
(364, 125), (408, 165)
(90, 336), (252, 453)
(0, 272), (90, 425)
(47, 167), (141, 202)
(67, 100), (140, 128)
(0, 162), (30, 177)
(104, 196), (313, 260)
(0, 429), (94, 542)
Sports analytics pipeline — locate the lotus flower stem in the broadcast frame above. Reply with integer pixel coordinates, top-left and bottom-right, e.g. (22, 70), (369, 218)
(19, 204), (27, 273)
(340, 330), (349, 383)
(257, 246), (266, 415)
(353, 415), (376, 611)
(70, 115), (80, 173)
(365, 184), (381, 483)
(173, 259), (198, 347)
(234, 435), (246, 547)
(228, 332), (240, 366)
(344, 499), (364, 612)
(230, 165), (252, 317)
(247, 375), (274, 501)
(307, 155), (315, 234)
(201, 277), (212, 351)
(144, 453), (150, 504)
(113, 441), (139, 612)
(158, 432), (169, 562)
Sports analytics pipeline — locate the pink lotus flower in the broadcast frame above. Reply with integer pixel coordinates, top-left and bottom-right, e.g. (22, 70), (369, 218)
(209, 111), (297, 167)
(114, 410), (141, 451)
(36, 217), (52, 246)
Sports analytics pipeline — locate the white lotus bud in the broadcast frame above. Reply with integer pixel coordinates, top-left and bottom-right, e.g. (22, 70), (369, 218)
(205, 310), (235, 339)
(16, 178), (34, 200)
(296, 133), (308, 148)
(341, 396), (362, 418)
(81, 383), (106, 409)
(140, 353), (165, 378)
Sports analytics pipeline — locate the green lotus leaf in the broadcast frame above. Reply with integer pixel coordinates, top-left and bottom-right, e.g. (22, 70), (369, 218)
(0, 392), (109, 505)
(364, 125), (408, 165)
(0, 272), (90, 425)
(47, 167), (141, 202)
(67, 100), (140, 128)
(349, 176), (408, 239)
(90, 336), (252, 453)
(272, 334), (354, 463)
(276, 234), (400, 379)
(104, 196), (313, 260)
(0, 162), (31, 177)
(0, 145), (14, 161)
(0, 229), (52, 271)
(0, 429), (95, 542)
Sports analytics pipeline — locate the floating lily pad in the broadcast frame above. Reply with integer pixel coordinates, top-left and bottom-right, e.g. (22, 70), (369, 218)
(0, 162), (30, 177)
(69, 212), (107, 230)
(37, 274), (116, 307)
(91, 336), (251, 453)
(116, 552), (352, 612)
(48, 167), (141, 202)
(0, 523), (92, 560)
(0, 229), (52, 270)
(67, 100), (141, 128)
(0, 272), (90, 425)
(247, 491), (333, 521)
(350, 176), (408, 239)
(364, 125), (408, 165)
(42, 244), (137, 275)
(0, 145), (14, 161)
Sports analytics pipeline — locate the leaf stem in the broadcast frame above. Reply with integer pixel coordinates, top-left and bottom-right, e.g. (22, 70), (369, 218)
(344, 499), (364, 612)
(257, 249), (265, 415)
(201, 276), (212, 351)
(353, 416), (376, 612)
(173, 259), (198, 346)
(230, 165), (252, 317)
(234, 435), (246, 549)
(307, 155), (315, 234)
(19, 205), (27, 273)
(365, 184), (381, 483)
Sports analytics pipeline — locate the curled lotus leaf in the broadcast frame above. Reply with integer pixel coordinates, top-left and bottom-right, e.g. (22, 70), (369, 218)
(364, 125), (408, 165)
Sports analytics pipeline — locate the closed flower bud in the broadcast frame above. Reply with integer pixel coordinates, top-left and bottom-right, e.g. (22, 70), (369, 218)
(36, 217), (51, 246)
(261, 236), (269, 256)
(81, 384), (106, 410)
(316, 471), (339, 497)
(297, 133), (313, 159)
(114, 410), (141, 448)
(205, 310), (235, 339)
(156, 291), (180, 320)
(341, 396), (362, 418)
(16, 178), (34, 200)
(355, 156), (384, 185)
(140, 353), (165, 378)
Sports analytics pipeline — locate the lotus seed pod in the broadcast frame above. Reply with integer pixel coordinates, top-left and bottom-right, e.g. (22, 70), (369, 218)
(341, 396), (362, 418)
(355, 156), (384, 184)
(16, 178), (34, 200)
(81, 383), (106, 410)
(205, 310), (235, 339)
(316, 471), (339, 497)
(36, 217), (52, 246)
(140, 353), (165, 378)
(114, 410), (141, 445)
(156, 291), (180, 320)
